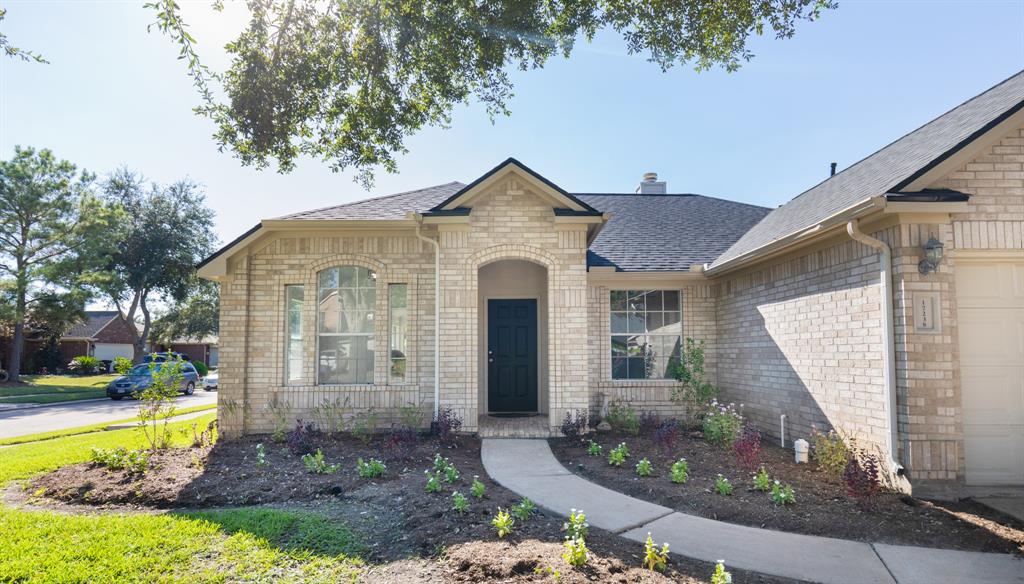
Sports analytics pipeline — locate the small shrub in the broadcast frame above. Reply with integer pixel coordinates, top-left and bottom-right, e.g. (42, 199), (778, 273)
(444, 463), (460, 483)
(562, 509), (588, 540)
(356, 457), (386, 478)
(711, 560), (733, 584)
(398, 402), (426, 430)
(452, 491), (469, 513)
(670, 458), (689, 484)
(113, 356), (133, 375)
(770, 480), (796, 506)
(607, 442), (629, 466)
(433, 453), (452, 472)
(732, 424), (762, 470)
(301, 449), (339, 474)
(351, 409), (379, 444)
(492, 508), (514, 538)
(534, 566), (561, 580)
(255, 443), (268, 467)
(511, 497), (537, 521)
(383, 426), (419, 459)
(560, 409), (588, 438)
(192, 361), (209, 377)
(90, 447), (148, 474)
(68, 355), (101, 375)
(702, 400), (742, 446)
(562, 536), (589, 568)
(586, 440), (602, 456)
(714, 474), (733, 496)
(843, 450), (881, 510)
(286, 419), (318, 456)
(811, 426), (851, 477)
(432, 407), (463, 446)
(268, 396), (294, 443)
(669, 337), (718, 425)
(642, 533), (669, 572)
(470, 475), (486, 498)
(605, 401), (640, 435)
(635, 458), (653, 477)
(653, 418), (680, 451)
(753, 466), (771, 492)
(424, 470), (442, 493)
(639, 411), (661, 435)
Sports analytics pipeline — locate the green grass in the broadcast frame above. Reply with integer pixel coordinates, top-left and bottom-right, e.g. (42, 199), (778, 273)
(0, 374), (117, 404)
(0, 404), (218, 446)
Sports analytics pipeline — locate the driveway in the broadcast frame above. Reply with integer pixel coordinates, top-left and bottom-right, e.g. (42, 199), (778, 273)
(0, 390), (218, 440)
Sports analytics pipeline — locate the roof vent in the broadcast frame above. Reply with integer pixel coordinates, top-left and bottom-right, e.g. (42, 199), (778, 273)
(636, 172), (667, 195)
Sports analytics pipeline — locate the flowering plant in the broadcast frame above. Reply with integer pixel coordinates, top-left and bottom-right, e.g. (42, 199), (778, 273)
(703, 400), (743, 446)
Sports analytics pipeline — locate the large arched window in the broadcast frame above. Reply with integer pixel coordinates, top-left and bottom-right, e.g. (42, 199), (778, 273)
(318, 266), (376, 384)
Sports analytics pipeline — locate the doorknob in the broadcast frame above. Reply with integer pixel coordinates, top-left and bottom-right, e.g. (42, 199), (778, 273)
(488, 358), (494, 362)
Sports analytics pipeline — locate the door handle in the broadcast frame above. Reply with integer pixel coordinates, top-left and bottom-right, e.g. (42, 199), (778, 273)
(488, 358), (494, 363)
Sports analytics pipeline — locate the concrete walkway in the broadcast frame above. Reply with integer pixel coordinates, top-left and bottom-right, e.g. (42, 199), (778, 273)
(481, 439), (1024, 584)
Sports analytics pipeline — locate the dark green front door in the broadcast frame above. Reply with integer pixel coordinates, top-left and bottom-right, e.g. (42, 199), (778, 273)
(487, 299), (538, 413)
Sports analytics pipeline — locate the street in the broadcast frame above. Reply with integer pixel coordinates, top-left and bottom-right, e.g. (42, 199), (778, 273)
(0, 390), (218, 440)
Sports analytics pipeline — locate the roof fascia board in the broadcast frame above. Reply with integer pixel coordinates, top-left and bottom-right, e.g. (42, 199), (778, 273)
(260, 219), (413, 230)
(899, 103), (1024, 192)
(883, 201), (970, 214)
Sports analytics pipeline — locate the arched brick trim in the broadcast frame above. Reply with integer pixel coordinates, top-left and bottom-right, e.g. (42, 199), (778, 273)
(469, 244), (558, 273)
(307, 254), (388, 280)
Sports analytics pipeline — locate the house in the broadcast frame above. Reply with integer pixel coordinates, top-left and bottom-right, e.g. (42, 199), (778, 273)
(199, 70), (1024, 491)
(151, 337), (219, 367)
(59, 311), (137, 366)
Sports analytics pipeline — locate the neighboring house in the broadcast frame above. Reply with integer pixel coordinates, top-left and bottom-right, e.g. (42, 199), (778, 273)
(200, 70), (1024, 491)
(59, 311), (138, 366)
(151, 337), (219, 366)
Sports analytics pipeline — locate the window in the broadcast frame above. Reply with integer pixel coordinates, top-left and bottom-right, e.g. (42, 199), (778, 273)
(318, 266), (375, 384)
(389, 283), (408, 381)
(285, 285), (304, 382)
(610, 290), (682, 379)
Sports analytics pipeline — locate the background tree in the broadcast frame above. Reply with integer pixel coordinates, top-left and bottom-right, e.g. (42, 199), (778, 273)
(148, 0), (835, 186)
(99, 169), (217, 363)
(0, 147), (113, 381)
(150, 277), (220, 346)
(0, 7), (47, 63)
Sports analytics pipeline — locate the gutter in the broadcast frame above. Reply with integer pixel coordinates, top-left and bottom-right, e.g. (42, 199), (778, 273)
(410, 213), (441, 422)
(845, 219), (904, 477)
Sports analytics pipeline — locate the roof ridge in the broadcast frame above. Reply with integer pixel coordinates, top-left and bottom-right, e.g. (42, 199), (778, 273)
(576, 192), (771, 210)
(276, 181), (465, 219)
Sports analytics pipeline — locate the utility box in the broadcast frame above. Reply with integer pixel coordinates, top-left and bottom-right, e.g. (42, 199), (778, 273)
(794, 438), (810, 464)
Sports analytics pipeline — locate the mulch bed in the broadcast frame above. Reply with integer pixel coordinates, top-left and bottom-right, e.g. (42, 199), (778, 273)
(28, 433), (795, 583)
(550, 431), (1024, 555)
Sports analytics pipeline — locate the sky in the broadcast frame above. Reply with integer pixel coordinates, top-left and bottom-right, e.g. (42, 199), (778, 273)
(2, 0), (1024, 253)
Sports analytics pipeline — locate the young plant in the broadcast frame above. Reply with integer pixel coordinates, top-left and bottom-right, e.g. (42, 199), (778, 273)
(605, 401), (640, 435)
(586, 440), (602, 456)
(635, 457), (653, 477)
(267, 395), (294, 442)
(702, 400), (743, 446)
(670, 458), (689, 484)
(444, 463), (460, 483)
(357, 457), (386, 478)
(511, 497), (537, 521)
(287, 419), (319, 456)
(811, 426), (851, 477)
(492, 508), (514, 538)
(301, 449), (340, 474)
(452, 491), (469, 513)
(432, 407), (463, 446)
(562, 509), (589, 540)
(424, 470), (442, 493)
(753, 466), (771, 492)
(653, 418), (680, 451)
(562, 536), (589, 568)
(843, 450), (881, 510)
(639, 411), (661, 435)
(137, 359), (184, 452)
(711, 560), (733, 584)
(714, 474), (733, 496)
(255, 443), (268, 467)
(669, 337), (719, 425)
(642, 533), (669, 572)
(470, 475), (486, 498)
(90, 447), (149, 474)
(351, 408), (379, 445)
(607, 442), (630, 466)
(770, 481), (796, 506)
(732, 424), (762, 469)
(112, 356), (133, 375)
(433, 453), (452, 472)
(560, 409), (587, 438)
(534, 565), (561, 580)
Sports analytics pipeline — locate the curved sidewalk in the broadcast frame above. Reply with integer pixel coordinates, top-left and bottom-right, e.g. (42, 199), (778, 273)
(481, 439), (1024, 584)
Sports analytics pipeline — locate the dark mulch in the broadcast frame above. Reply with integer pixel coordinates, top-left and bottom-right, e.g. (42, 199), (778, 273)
(550, 431), (1024, 555)
(30, 433), (796, 583)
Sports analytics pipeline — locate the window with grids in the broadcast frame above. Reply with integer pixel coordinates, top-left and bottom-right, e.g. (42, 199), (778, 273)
(610, 290), (682, 379)
(317, 266), (376, 384)
(388, 283), (408, 381)
(284, 285), (304, 382)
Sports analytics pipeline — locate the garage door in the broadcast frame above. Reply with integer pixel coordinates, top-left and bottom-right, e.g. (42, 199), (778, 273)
(93, 343), (135, 362)
(957, 260), (1024, 485)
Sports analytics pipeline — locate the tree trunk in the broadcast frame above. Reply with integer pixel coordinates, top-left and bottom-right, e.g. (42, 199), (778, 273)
(8, 266), (28, 383)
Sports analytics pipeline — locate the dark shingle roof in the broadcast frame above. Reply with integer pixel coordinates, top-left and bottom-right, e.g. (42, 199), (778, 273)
(64, 311), (120, 339)
(275, 182), (465, 221)
(711, 70), (1024, 269)
(579, 194), (771, 272)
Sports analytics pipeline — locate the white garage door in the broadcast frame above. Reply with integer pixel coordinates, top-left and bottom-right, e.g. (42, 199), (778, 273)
(93, 343), (135, 362)
(957, 260), (1024, 485)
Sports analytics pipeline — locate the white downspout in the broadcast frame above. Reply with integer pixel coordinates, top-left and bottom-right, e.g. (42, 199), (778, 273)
(846, 219), (904, 475)
(413, 217), (441, 421)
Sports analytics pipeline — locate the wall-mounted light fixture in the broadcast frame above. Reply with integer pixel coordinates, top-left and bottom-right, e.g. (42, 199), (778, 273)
(918, 236), (944, 275)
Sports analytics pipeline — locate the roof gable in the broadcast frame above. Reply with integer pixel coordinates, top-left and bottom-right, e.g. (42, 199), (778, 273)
(64, 311), (121, 340)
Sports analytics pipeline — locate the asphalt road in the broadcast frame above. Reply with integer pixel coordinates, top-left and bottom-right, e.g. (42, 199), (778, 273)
(0, 390), (218, 440)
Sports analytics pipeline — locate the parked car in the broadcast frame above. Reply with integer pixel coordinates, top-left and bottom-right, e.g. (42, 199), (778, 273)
(106, 362), (200, 400)
(202, 370), (218, 391)
(143, 352), (189, 363)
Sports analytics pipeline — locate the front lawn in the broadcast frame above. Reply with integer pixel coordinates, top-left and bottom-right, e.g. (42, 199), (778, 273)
(0, 374), (117, 404)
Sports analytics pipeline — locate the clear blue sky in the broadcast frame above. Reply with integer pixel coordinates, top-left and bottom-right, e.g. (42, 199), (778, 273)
(2, 0), (1023, 249)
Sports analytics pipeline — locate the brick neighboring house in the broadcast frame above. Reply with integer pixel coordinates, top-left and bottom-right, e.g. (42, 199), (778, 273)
(152, 337), (219, 366)
(59, 311), (137, 367)
(200, 70), (1024, 492)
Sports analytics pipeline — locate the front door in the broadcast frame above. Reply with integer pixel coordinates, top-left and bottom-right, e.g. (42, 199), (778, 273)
(487, 299), (538, 413)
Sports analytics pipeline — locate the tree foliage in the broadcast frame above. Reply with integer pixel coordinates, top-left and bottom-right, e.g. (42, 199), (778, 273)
(150, 277), (220, 345)
(0, 147), (114, 380)
(0, 8), (47, 63)
(98, 168), (217, 362)
(148, 0), (835, 186)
